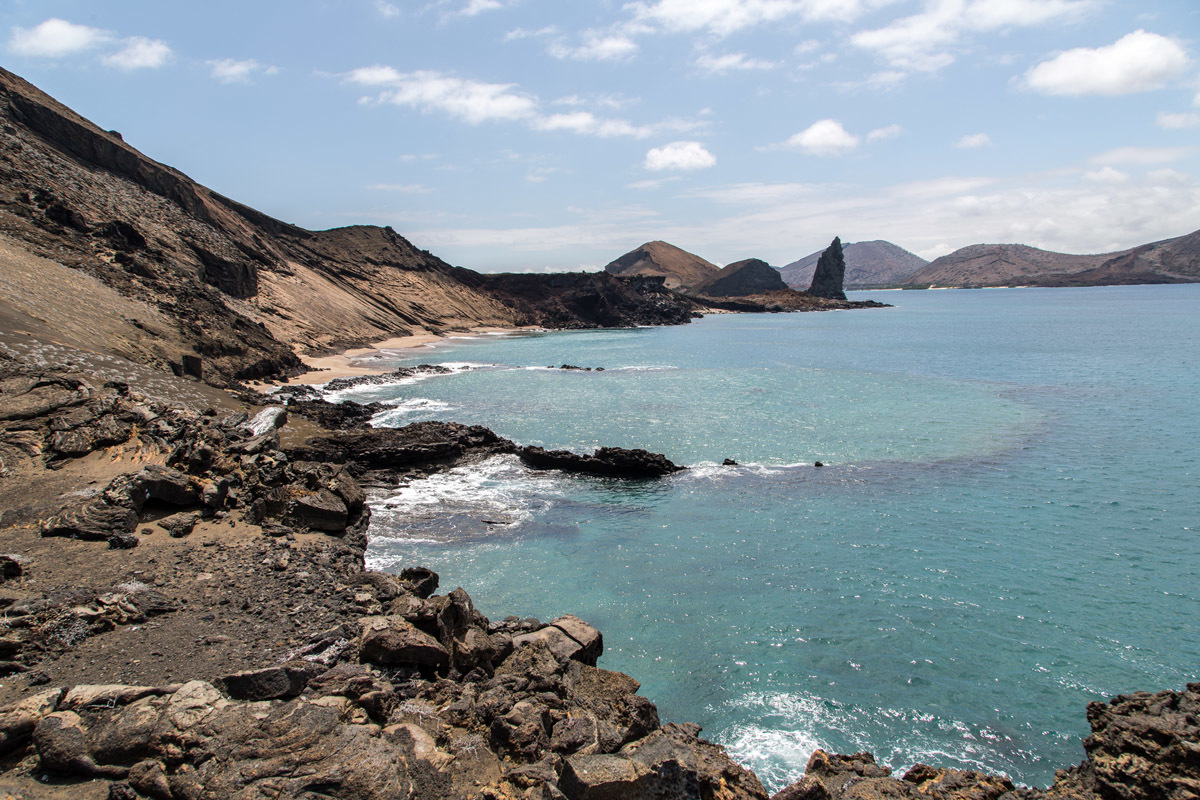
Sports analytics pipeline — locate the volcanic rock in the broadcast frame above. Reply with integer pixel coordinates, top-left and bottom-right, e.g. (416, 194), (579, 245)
(809, 237), (848, 300)
(519, 446), (683, 478)
(693, 258), (788, 297)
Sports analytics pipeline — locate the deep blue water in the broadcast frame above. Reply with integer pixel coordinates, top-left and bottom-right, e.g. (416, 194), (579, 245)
(330, 285), (1199, 792)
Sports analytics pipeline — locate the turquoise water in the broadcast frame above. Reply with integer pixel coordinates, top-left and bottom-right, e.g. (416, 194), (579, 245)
(334, 285), (1200, 792)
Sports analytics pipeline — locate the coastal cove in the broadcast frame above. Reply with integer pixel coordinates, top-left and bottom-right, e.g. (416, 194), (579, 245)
(327, 285), (1200, 792)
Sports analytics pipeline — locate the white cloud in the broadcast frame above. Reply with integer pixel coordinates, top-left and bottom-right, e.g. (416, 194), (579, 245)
(1083, 166), (1130, 183)
(851, 2), (959, 72)
(102, 37), (171, 70)
(504, 26), (558, 41)
(458, 0), (504, 17)
(376, 1), (401, 17)
(853, 0), (1101, 74)
(786, 119), (860, 156)
(347, 66), (700, 138)
(627, 176), (683, 190)
(629, 0), (877, 36)
(1156, 111), (1200, 129)
(695, 52), (778, 74)
(955, 132), (992, 148)
(962, 0), (1096, 30)
(1025, 30), (1190, 96)
(548, 32), (638, 62)
(208, 58), (275, 84)
(1091, 146), (1193, 165)
(644, 141), (717, 171)
(366, 183), (433, 193)
(866, 123), (903, 141)
(8, 18), (109, 57)
(349, 68), (537, 123)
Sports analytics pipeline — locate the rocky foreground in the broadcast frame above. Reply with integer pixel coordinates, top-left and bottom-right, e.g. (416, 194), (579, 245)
(0, 357), (1196, 800)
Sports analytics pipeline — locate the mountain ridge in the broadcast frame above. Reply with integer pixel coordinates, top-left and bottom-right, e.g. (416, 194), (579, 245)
(904, 232), (1200, 288)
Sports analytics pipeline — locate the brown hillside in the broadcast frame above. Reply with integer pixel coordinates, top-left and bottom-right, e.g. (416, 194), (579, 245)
(604, 240), (719, 291)
(0, 67), (698, 386)
(904, 231), (1200, 288)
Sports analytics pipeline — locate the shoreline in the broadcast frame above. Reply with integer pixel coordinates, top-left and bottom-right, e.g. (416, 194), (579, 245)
(277, 326), (533, 386)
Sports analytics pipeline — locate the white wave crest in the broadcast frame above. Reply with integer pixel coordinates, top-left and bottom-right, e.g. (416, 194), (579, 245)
(370, 398), (454, 427)
(366, 455), (560, 549)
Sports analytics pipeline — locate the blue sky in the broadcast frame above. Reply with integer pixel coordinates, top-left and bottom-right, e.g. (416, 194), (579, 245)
(3, 1), (1198, 271)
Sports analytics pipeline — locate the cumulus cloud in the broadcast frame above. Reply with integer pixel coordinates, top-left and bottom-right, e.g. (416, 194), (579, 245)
(348, 66), (699, 138)
(786, 119), (860, 156)
(8, 18), (109, 57)
(102, 37), (171, 70)
(853, 0), (1100, 74)
(208, 58), (277, 84)
(629, 0), (877, 36)
(695, 52), (778, 74)
(644, 141), (717, 171)
(348, 68), (537, 123)
(866, 123), (903, 141)
(1157, 111), (1200, 129)
(1024, 30), (1190, 96)
(955, 132), (992, 148)
(548, 32), (638, 61)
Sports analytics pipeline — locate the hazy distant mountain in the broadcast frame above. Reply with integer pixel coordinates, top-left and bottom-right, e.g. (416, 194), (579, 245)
(903, 229), (1200, 288)
(779, 240), (928, 289)
(604, 240), (719, 292)
(692, 258), (787, 297)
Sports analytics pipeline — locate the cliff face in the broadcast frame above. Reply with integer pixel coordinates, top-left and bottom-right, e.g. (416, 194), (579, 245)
(0, 67), (696, 387)
(693, 258), (787, 297)
(604, 240), (720, 292)
(905, 230), (1200, 288)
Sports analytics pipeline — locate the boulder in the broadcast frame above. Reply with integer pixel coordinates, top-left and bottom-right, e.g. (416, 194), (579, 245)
(217, 661), (325, 701)
(288, 488), (349, 532)
(0, 687), (64, 756)
(359, 616), (450, 674)
(399, 566), (439, 599)
(551, 614), (603, 666)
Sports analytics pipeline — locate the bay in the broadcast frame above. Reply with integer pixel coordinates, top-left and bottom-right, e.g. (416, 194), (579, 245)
(335, 285), (1200, 792)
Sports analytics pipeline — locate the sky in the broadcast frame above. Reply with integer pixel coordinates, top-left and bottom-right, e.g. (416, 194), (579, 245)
(2, 1), (1198, 272)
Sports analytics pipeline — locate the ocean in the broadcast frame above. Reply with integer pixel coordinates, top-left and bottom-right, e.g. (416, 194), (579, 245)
(329, 284), (1200, 792)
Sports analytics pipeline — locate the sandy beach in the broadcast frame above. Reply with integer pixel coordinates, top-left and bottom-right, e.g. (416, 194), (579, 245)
(283, 327), (527, 385)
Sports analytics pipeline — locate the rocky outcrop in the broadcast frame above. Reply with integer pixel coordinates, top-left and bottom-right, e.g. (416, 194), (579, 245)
(769, 683), (1200, 799)
(519, 445), (684, 478)
(779, 240), (928, 290)
(693, 258), (788, 297)
(287, 421), (518, 473)
(456, 270), (699, 329)
(808, 237), (848, 301)
(0, 571), (766, 800)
